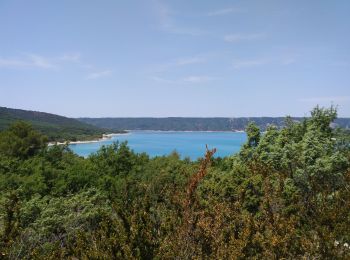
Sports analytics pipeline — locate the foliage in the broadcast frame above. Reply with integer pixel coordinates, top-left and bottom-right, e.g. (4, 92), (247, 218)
(0, 106), (117, 142)
(0, 121), (47, 159)
(79, 115), (350, 131)
(0, 106), (349, 259)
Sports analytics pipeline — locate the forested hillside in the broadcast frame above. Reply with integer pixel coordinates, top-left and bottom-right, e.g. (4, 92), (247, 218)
(78, 116), (350, 131)
(1, 106), (349, 259)
(0, 107), (109, 142)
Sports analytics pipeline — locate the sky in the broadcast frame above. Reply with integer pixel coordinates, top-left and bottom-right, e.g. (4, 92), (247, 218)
(0, 0), (349, 117)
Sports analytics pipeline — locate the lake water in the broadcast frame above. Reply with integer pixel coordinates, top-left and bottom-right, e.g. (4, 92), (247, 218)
(69, 131), (247, 160)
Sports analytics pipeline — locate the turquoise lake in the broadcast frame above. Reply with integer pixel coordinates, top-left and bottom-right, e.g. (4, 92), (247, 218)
(69, 131), (247, 160)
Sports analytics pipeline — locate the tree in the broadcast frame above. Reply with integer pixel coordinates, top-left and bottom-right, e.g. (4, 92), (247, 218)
(0, 121), (47, 159)
(246, 122), (261, 148)
(240, 122), (261, 161)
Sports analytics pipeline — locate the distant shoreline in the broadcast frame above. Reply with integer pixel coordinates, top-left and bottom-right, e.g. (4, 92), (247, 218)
(47, 130), (246, 146)
(126, 130), (246, 133)
(47, 133), (129, 146)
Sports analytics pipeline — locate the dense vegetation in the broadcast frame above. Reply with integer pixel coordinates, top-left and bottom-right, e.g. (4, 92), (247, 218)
(0, 106), (349, 259)
(0, 107), (120, 142)
(78, 116), (350, 131)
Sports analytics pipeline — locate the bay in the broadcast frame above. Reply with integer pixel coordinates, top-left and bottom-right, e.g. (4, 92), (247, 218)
(69, 131), (247, 160)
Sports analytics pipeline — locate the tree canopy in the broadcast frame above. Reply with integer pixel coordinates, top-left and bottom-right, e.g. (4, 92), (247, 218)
(0, 106), (349, 259)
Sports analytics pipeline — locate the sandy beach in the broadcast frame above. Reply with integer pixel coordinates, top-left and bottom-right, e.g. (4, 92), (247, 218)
(47, 133), (129, 146)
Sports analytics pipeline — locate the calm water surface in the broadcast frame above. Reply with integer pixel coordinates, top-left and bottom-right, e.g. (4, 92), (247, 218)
(69, 131), (247, 160)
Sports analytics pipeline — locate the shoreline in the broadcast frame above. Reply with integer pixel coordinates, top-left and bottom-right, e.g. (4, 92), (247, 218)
(47, 133), (129, 146)
(47, 130), (246, 146)
(126, 130), (246, 133)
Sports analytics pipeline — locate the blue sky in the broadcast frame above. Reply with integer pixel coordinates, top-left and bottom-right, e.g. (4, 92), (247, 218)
(0, 0), (349, 117)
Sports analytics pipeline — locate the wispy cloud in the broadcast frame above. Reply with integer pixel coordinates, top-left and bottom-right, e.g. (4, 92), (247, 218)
(151, 76), (176, 84)
(164, 26), (206, 36)
(151, 75), (219, 84)
(0, 58), (27, 68)
(232, 59), (269, 69)
(281, 57), (297, 65)
(27, 54), (56, 69)
(155, 0), (172, 29)
(182, 75), (218, 83)
(154, 0), (207, 36)
(0, 54), (56, 69)
(150, 55), (206, 73)
(176, 56), (205, 66)
(231, 54), (297, 69)
(86, 70), (112, 80)
(298, 96), (350, 103)
(207, 8), (241, 16)
(224, 33), (265, 43)
(59, 53), (81, 62)
(0, 52), (113, 81)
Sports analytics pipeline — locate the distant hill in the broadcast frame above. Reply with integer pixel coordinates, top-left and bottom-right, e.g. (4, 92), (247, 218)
(78, 117), (350, 131)
(0, 107), (108, 142)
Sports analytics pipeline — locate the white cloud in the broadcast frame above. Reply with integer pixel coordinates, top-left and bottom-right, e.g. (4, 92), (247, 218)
(182, 75), (217, 83)
(151, 76), (176, 84)
(0, 52), (113, 81)
(298, 96), (350, 103)
(0, 54), (56, 69)
(156, 1), (172, 30)
(166, 27), (207, 36)
(175, 56), (205, 66)
(150, 55), (206, 73)
(207, 8), (241, 16)
(0, 58), (27, 68)
(231, 54), (297, 69)
(232, 59), (268, 69)
(224, 33), (265, 43)
(281, 57), (297, 65)
(27, 54), (56, 69)
(59, 53), (81, 62)
(86, 70), (112, 79)
(152, 75), (218, 84)
(154, 0), (207, 36)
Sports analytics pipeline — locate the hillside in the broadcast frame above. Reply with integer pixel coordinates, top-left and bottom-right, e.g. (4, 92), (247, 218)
(78, 117), (350, 131)
(0, 106), (108, 142)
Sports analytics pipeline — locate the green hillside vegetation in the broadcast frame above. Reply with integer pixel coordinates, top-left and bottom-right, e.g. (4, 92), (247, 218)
(0, 107), (122, 142)
(78, 116), (350, 131)
(0, 106), (349, 259)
